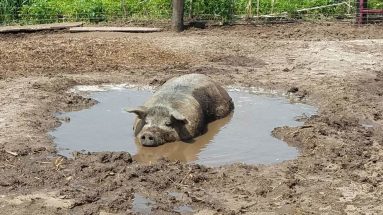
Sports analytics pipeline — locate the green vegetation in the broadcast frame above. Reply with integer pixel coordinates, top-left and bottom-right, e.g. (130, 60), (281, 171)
(368, 0), (383, 9)
(0, 0), (30, 24)
(0, 0), (382, 25)
(17, 0), (173, 24)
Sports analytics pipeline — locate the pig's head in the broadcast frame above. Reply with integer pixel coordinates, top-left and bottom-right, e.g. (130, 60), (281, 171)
(126, 106), (188, 146)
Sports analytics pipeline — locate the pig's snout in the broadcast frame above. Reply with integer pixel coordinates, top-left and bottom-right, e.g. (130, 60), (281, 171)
(137, 126), (176, 147)
(139, 132), (158, 146)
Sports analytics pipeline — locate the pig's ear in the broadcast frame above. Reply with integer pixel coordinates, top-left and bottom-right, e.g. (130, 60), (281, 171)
(125, 106), (147, 119)
(171, 111), (188, 124)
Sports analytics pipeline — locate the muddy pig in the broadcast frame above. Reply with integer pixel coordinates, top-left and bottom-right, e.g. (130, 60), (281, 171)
(126, 74), (234, 146)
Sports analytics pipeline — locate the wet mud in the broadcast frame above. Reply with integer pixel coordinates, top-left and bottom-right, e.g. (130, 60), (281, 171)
(0, 22), (383, 214)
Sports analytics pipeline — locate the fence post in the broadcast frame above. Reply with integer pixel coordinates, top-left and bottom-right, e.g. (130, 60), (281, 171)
(172, 0), (184, 32)
(121, 0), (128, 19)
(347, 0), (351, 14)
(357, 0), (369, 24)
(246, 0), (253, 19)
(230, 0), (235, 21)
(189, 0), (194, 19)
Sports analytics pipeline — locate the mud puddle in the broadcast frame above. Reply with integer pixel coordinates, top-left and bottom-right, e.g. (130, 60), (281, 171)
(51, 86), (316, 166)
(132, 193), (154, 214)
(174, 205), (194, 214)
(131, 192), (192, 214)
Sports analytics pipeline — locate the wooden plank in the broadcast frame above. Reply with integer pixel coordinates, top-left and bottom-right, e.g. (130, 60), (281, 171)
(297, 2), (347, 12)
(0, 22), (84, 33)
(69, 27), (162, 33)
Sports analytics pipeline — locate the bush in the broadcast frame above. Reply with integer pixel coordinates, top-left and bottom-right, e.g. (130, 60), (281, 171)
(121, 0), (172, 19)
(20, 0), (125, 23)
(3, 0), (383, 25)
(368, 0), (383, 9)
(1, 0), (31, 24)
(190, 0), (235, 21)
(71, 0), (108, 23)
(20, 0), (63, 24)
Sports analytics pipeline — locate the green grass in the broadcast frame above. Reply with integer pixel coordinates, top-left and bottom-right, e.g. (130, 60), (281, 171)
(1, 0), (382, 24)
(0, 0), (30, 24)
(368, 0), (383, 9)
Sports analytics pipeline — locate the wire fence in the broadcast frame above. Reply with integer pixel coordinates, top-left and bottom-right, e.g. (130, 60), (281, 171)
(0, 0), (382, 26)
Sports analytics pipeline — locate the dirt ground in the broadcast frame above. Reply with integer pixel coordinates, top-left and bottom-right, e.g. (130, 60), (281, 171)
(0, 22), (383, 214)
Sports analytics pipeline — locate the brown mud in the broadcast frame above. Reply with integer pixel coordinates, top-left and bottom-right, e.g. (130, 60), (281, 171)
(1, 22), (383, 214)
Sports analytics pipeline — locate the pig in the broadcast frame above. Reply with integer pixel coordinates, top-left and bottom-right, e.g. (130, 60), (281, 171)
(133, 114), (233, 162)
(126, 73), (234, 146)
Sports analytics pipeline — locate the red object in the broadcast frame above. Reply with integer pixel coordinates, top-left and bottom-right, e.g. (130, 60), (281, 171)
(358, 0), (383, 24)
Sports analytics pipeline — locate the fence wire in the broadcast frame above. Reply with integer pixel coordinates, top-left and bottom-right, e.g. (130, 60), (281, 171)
(0, 0), (382, 26)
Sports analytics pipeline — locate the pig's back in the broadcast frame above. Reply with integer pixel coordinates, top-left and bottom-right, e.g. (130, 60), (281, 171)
(158, 74), (214, 95)
(153, 74), (234, 121)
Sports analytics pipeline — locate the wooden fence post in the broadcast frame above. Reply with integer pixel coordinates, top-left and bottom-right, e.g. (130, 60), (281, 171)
(172, 0), (185, 32)
(246, 0), (253, 19)
(189, 0), (194, 19)
(121, 0), (128, 18)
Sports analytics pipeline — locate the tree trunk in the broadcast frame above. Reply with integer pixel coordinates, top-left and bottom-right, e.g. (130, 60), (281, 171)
(172, 0), (184, 32)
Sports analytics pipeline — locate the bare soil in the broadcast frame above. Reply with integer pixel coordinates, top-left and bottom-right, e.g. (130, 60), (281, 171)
(0, 22), (383, 214)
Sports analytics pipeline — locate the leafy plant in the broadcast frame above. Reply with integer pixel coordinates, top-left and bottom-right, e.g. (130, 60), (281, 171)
(20, 0), (63, 24)
(191, 0), (235, 21)
(2, 0), (383, 25)
(0, 0), (31, 24)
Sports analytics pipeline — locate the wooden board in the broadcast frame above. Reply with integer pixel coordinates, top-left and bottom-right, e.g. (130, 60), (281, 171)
(69, 27), (162, 33)
(0, 22), (84, 33)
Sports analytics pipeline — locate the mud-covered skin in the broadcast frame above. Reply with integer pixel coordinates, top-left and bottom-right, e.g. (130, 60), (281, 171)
(127, 74), (234, 146)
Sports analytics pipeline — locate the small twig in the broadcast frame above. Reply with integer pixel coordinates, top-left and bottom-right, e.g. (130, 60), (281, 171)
(36, 161), (52, 164)
(240, 201), (258, 211)
(179, 168), (193, 184)
(5, 150), (18, 156)
(167, 176), (189, 189)
(294, 172), (307, 181)
(1, 163), (16, 168)
(54, 157), (65, 170)
(46, 55), (54, 64)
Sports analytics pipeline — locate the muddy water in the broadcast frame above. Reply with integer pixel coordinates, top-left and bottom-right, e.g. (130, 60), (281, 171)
(131, 192), (192, 214)
(132, 193), (154, 214)
(51, 86), (316, 166)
